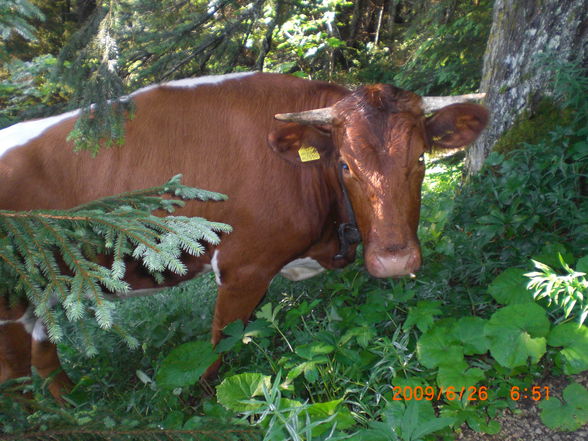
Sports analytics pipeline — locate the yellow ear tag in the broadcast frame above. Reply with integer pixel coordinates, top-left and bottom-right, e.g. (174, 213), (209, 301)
(298, 146), (321, 162)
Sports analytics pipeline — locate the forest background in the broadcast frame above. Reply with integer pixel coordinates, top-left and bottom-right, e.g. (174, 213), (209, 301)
(1, 0), (587, 440)
(0, 0), (492, 132)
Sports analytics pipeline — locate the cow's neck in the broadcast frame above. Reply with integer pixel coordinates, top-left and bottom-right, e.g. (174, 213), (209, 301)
(298, 163), (358, 269)
(334, 161), (361, 260)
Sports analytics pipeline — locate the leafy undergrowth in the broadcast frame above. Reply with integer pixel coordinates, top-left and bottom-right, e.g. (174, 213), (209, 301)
(2, 69), (587, 440)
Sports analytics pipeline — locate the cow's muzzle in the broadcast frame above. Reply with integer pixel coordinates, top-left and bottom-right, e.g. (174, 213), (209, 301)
(365, 244), (422, 278)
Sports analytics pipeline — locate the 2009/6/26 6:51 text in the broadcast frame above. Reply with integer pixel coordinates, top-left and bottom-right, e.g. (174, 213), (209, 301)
(391, 386), (550, 401)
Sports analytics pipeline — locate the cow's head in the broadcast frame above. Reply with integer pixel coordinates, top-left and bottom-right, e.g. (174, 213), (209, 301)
(268, 84), (488, 278)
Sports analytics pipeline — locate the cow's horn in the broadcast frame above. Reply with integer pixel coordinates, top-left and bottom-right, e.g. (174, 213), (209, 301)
(274, 107), (335, 125)
(422, 93), (486, 113)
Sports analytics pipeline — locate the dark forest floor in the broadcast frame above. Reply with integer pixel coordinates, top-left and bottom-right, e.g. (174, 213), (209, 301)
(458, 372), (588, 441)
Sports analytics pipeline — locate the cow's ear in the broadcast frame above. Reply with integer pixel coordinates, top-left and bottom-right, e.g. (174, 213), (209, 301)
(268, 122), (334, 165)
(425, 103), (489, 149)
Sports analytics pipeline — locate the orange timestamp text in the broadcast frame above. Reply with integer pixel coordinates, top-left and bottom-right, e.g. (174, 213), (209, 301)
(391, 386), (489, 401)
(510, 386), (550, 401)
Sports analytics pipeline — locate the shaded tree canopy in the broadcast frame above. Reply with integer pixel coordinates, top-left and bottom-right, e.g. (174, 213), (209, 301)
(1, 0), (493, 132)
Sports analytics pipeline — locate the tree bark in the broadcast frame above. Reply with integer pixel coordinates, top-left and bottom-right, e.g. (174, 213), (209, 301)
(255, 0), (285, 71)
(349, 0), (367, 45)
(465, 0), (588, 175)
(76, 0), (97, 23)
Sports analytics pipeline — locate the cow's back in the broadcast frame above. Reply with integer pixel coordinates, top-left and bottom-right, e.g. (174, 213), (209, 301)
(0, 73), (347, 232)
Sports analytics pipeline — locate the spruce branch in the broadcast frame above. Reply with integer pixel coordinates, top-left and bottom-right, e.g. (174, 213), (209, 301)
(0, 175), (231, 345)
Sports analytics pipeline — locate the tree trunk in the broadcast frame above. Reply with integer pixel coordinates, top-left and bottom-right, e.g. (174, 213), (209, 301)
(465, 0), (587, 175)
(384, 0), (398, 36)
(255, 0), (285, 71)
(76, 0), (97, 23)
(349, 0), (367, 46)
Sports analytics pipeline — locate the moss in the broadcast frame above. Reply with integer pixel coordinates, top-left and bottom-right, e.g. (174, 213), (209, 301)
(493, 98), (573, 154)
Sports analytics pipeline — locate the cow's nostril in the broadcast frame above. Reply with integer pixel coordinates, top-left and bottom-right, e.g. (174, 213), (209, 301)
(385, 244), (407, 253)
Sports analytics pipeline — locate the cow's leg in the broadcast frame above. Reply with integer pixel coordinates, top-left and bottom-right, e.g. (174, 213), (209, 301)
(0, 322), (32, 384)
(211, 278), (271, 346)
(202, 279), (271, 381)
(1, 298), (72, 402)
(0, 299), (34, 401)
(203, 253), (279, 380)
(31, 320), (73, 402)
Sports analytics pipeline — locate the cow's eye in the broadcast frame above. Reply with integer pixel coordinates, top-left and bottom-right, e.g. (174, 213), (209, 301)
(418, 154), (425, 164)
(341, 162), (350, 172)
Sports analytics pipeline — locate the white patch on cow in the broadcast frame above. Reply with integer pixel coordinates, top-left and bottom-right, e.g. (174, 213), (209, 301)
(211, 250), (222, 285)
(0, 110), (80, 157)
(127, 84), (157, 98)
(18, 307), (37, 335)
(0, 307), (47, 341)
(280, 258), (325, 281)
(0, 73), (254, 155)
(127, 72), (254, 98)
(32, 318), (48, 342)
(163, 72), (254, 89)
(0, 306), (36, 334)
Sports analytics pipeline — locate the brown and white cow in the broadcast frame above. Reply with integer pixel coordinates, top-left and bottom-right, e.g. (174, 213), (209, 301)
(0, 72), (488, 401)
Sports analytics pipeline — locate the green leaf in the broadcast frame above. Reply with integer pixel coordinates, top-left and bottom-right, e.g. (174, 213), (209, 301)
(403, 300), (443, 332)
(215, 320), (244, 353)
(243, 319), (274, 339)
(295, 342), (335, 360)
(484, 304), (550, 368)
(255, 302), (283, 324)
(202, 399), (234, 419)
(222, 319), (244, 337)
(216, 319), (274, 353)
(417, 320), (463, 369)
(216, 373), (271, 412)
(156, 341), (217, 389)
(391, 400), (453, 441)
(285, 362), (305, 383)
(453, 316), (490, 355)
(304, 361), (320, 383)
(392, 377), (427, 390)
(411, 414), (454, 440)
(467, 414), (501, 434)
(576, 255), (588, 273)
(183, 415), (205, 430)
(488, 268), (533, 305)
(539, 383), (588, 431)
(437, 361), (485, 390)
(533, 243), (575, 269)
(163, 410), (184, 429)
(326, 37), (345, 48)
(547, 322), (588, 374)
(306, 399), (354, 436)
(347, 424), (399, 441)
(339, 326), (376, 348)
(284, 299), (321, 329)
